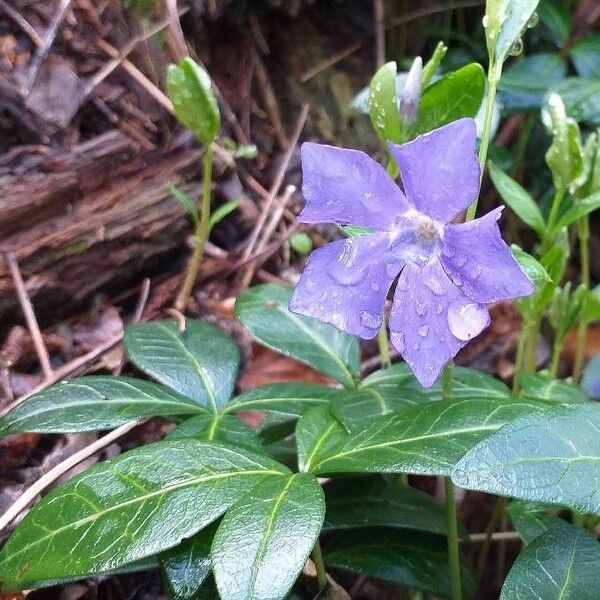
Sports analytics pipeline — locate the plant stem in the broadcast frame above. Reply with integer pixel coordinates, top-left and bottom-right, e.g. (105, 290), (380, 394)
(524, 313), (542, 373)
(512, 322), (528, 394)
(445, 477), (463, 600)
(311, 540), (327, 591)
(175, 143), (214, 312)
(378, 317), (391, 368)
(540, 188), (565, 255)
(549, 334), (564, 378)
(573, 215), (590, 383)
(466, 64), (500, 221)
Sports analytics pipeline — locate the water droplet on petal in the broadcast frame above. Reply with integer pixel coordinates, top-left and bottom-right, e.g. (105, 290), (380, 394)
(424, 275), (446, 295)
(418, 325), (429, 337)
(412, 342), (420, 350)
(390, 331), (405, 353)
(415, 301), (427, 316)
(436, 303), (444, 314)
(371, 282), (380, 292)
(447, 300), (489, 341)
(361, 310), (380, 330)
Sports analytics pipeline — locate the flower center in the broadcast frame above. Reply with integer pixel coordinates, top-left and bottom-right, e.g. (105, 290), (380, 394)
(415, 216), (439, 243)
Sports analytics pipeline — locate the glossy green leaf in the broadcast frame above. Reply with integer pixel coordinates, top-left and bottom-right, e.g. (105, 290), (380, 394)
(167, 58), (220, 144)
(519, 373), (588, 404)
(124, 319), (240, 412)
(499, 53), (566, 110)
(512, 246), (551, 290)
(571, 34), (600, 78)
(413, 63), (485, 135)
(555, 190), (600, 229)
(0, 441), (288, 590)
(323, 530), (473, 599)
(489, 162), (545, 236)
(484, 0), (540, 67)
(211, 473), (325, 600)
(306, 398), (545, 476)
(224, 383), (335, 418)
(500, 521), (600, 599)
(235, 284), (360, 387)
(323, 477), (450, 536)
(0, 376), (206, 436)
(160, 523), (217, 600)
(368, 62), (403, 144)
(549, 78), (600, 126)
(421, 41), (447, 87)
(453, 403), (600, 515)
(296, 405), (347, 473)
(170, 185), (199, 228)
(538, 0), (570, 46)
(506, 499), (565, 544)
(166, 414), (264, 453)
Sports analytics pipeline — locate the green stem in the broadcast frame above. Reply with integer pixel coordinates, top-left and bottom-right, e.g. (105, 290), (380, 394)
(175, 144), (214, 312)
(549, 334), (564, 378)
(378, 317), (391, 369)
(311, 540), (327, 591)
(466, 64), (500, 221)
(540, 188), (565, 254)
(445, 477), (463, 600)
(512, 321), (528, 394)
(524, 313), (542, 373)
(573, 215), (590, 383)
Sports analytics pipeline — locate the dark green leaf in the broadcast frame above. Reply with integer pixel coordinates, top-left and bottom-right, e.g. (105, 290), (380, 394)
(549, 78), (600, 126)
(323, 477), (451, 536)
(453, 403), (600, 515)
(499, 53), (566, 110)
(500, 522), (600, 599)
(0, 376), (206, 436)
(489, 162), (545, 236)
(166, 414), (264, 453)
(506, 499), (565, 544)
(160, 523), (217, 600)
(413, 63), (485, 135)
(581, 285), (600, 324)
(211, 474), (325, 600)
(518, 373), (588, 404)
(0, 441), (288, 590)
(538, 0), (571, 46)
(555, 190), (600, 230)
(167, 58), (220, 144)
(368, 62), (403, 143)
(323, 530), (473, 599)
(124, 319), (240, 412)
(224, 383), (335, 419)
(235, 284), (360, 387)
(307, 398), (545, 476)
(571, 34), (600, 78)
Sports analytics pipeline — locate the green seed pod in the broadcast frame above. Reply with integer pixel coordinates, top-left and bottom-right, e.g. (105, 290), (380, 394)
(167, 57), (220, 144)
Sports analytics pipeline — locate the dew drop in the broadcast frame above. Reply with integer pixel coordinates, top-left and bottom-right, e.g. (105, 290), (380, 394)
(371, 282), (381, 292)
(374, 81), (382, 92)
(424, 275), (446, 295)
(412, 342), (420, 351)
(360, 310), (380, 330)
(418, 325), (429, 337)
(415, 301), (427, 316)
(526, 12), (538, 28)
(436, 303), (444, 314)
(509, 38), (523, 56)
(447, 300), (489, 341)
(390, 331), (405, 353)
(482, 14), (489, 28)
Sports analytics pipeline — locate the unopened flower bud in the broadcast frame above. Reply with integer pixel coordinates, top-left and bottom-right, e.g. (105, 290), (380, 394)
(399, 56), (423, 125)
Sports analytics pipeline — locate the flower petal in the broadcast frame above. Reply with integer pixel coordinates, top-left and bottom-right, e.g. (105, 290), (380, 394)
(389, 260), (490, 387)
(289, 233), (402, 339)
(440, 207), (534, 304)
(387, 118), (480, 223)
(300, 142), (411, 230)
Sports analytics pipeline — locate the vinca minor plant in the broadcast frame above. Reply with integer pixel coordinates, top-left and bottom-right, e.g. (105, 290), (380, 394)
(1, 1), (600, 599)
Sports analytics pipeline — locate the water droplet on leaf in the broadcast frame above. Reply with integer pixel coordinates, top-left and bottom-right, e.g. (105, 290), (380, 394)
(526, 12), (538, 28)
(509, 38), (523, 56)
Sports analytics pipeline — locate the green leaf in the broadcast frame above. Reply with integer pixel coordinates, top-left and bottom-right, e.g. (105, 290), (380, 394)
(211, 474), (325, 600)
(166, 414), (264, 453)
(368, 62), (403, 144)
(453, 403), (600, 515)
(323, 530), (473, 598)
(413, 63), (485, 135)
(500, 522), (600, 599)
(235, 284), (360, 387)
(170, 185), (199, 227)
(549, 78), (600, 126)
(305, 398), (546, 476)
(323, 476), (451, 536)
(555, 190), (600, 229)
(224, 383), (335, 419)
(289, 232), (313, 255)
(0, 441), (289, 590)
(160, 523), (217, 600)
(124, 319), (240, 412)
(209, 200), (240, 231)
(570, 34), (600, 78)
(543, 93), (584, 191)
(511, 246), (551, 288)
(506, 499), (565, 544)
(538, 0), (571, 46)
(484, 0), (541, 67)
(499, 53), (566, 111)
(489, 162), (545, 236)
(518, 373), (588, 404)
(0, 376), (206, 436)
(421, 41), (447, 88)
(167, 58), (220, 144)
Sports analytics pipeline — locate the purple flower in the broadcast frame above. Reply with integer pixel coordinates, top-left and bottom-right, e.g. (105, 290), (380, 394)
(289, 118), (534, 387)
